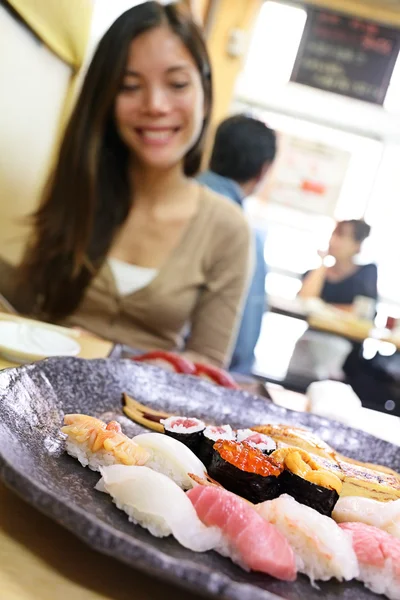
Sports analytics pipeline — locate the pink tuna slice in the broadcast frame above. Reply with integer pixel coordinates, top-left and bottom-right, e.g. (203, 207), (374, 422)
(187, 485), (296, 581)
(339, 522), (400, 580)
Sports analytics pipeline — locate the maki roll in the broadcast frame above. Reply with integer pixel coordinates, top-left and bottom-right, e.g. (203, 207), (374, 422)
(161, 416), (205, 454)
(236, 429), (277, 455)
(271, 447), (342, 517)
(199, 425), (235, 468)
(208, 440), (283, 503)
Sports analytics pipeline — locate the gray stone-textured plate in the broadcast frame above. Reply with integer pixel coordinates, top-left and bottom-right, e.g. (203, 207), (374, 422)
(0, 357), (398, 600)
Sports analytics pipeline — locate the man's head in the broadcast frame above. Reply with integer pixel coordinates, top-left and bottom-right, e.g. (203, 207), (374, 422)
(209, 115), (277, 196)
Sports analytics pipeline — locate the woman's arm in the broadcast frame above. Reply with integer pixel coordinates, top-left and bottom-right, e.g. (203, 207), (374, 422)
(184, 220), (254, 368)
(298, 264), (327, 299)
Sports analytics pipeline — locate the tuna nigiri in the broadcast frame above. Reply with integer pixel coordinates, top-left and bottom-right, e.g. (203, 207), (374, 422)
(61, 414), (149, 471)
(339, 522), (400, 600)
(97, 465), (222, 552)
(256, 494), (358, 583)
(187, 485), (296, 581)
(333, 496), (400, 540)
(133, 432), (206, 489)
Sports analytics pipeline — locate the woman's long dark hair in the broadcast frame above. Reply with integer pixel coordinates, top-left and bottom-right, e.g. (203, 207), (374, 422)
(19, 1), (212, 320)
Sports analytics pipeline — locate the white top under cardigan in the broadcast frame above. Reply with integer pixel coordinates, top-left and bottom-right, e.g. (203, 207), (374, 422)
(108, 258), (158, 296)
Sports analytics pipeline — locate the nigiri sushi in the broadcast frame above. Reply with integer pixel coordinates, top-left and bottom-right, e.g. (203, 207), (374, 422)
(97, 465), (222, 552)
(339, 522), (400, 600)
(256, 494), (358, 583)
(133, 432), (206, 489)
(187, 485), (297, 581)
(333, 496), (400, 540)
(61, 414), (149, 471)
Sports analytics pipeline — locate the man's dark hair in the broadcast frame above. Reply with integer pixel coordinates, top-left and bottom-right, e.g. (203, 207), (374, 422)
(209, 115), (277, 183)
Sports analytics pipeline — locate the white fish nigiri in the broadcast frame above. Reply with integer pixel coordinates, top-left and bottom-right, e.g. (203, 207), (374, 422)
(333, 497), (400, 540)
(97, 465), (222, 552)
(133, 432), (206, 489)
(256, 494), (359, 583)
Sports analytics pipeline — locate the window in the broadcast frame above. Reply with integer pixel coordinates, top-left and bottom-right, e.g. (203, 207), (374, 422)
(238, 1), (307, 92)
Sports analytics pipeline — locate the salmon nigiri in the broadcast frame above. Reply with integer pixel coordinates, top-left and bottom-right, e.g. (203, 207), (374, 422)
(186, 485), (296, 581)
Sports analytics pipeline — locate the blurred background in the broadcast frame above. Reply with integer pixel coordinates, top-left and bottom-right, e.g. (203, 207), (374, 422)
(1, 0), (400, 407)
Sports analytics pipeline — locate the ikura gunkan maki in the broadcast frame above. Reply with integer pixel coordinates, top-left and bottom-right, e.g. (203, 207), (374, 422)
(236, 429), (277, 455)
(271, 447), (342, 517)
(161, 417), (205, 454)
(199, 425), (235, 468)
(208, 440), (283, 503)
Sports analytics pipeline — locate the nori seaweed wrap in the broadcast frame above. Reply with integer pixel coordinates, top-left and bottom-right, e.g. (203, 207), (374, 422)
(208, 440), (283, 503)
(279, 470), (339, 516)
(161, 416), (205, 454)
(271, 447), (342, 516)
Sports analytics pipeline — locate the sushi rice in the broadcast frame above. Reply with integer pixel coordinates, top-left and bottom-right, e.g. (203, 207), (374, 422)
(65, 439), (120, 471)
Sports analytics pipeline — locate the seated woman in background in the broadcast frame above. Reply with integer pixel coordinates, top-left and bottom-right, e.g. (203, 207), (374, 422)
(286, 220), (377, 386)
(298, 220), (378, 309)
(10, 2), (252, 368)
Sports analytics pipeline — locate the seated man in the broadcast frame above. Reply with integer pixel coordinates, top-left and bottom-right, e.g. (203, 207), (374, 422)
(198, 115), (277, 374)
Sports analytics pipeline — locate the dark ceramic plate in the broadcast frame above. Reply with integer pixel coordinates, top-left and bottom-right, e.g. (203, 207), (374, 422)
(0, 357), (398, 600)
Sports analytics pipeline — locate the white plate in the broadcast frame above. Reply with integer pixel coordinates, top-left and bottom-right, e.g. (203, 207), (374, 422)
(0, 321), (81, 364)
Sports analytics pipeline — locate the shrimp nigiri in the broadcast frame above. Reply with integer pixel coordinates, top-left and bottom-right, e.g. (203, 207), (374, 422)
(256, 494), (358, 583)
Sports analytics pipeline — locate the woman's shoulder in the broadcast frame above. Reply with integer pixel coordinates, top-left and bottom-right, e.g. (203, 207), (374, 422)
(358, 263), (378, 277)
(197, 184), (250, 237)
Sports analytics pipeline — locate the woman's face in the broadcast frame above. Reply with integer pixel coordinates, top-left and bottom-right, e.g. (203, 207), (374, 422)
(114, 25), (205, 172)
(328, 223), (360, 261)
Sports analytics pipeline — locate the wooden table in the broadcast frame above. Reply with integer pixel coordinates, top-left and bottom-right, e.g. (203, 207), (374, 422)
(0, 483), (202, 600)
(269, 297), (400, 350)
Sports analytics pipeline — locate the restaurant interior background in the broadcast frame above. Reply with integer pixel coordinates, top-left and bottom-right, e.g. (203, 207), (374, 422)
(1, 0), (400, 389)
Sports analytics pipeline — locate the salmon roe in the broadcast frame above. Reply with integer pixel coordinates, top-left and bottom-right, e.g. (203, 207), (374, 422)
(213, 440), (283, 477)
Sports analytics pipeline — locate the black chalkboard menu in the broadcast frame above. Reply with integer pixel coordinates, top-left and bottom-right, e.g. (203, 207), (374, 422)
(290, 7), (400, 104)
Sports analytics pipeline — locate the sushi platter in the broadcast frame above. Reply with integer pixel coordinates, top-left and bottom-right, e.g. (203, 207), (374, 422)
(0, 356), (399, 600)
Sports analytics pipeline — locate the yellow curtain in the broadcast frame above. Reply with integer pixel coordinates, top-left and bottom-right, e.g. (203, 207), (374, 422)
(6, 0), (93, 70)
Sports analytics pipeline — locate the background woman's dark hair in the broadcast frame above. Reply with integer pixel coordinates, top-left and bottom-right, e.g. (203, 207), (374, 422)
(18, 1), (212, 320)
(337, 220), (371, 243)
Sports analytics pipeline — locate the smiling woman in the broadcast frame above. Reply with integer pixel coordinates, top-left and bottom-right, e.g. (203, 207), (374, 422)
(11, 1), (252, 368)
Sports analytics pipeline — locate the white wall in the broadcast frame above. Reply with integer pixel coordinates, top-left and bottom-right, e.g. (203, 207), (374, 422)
(84, 0), (171, 67)
(0, 5), (71, 263)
